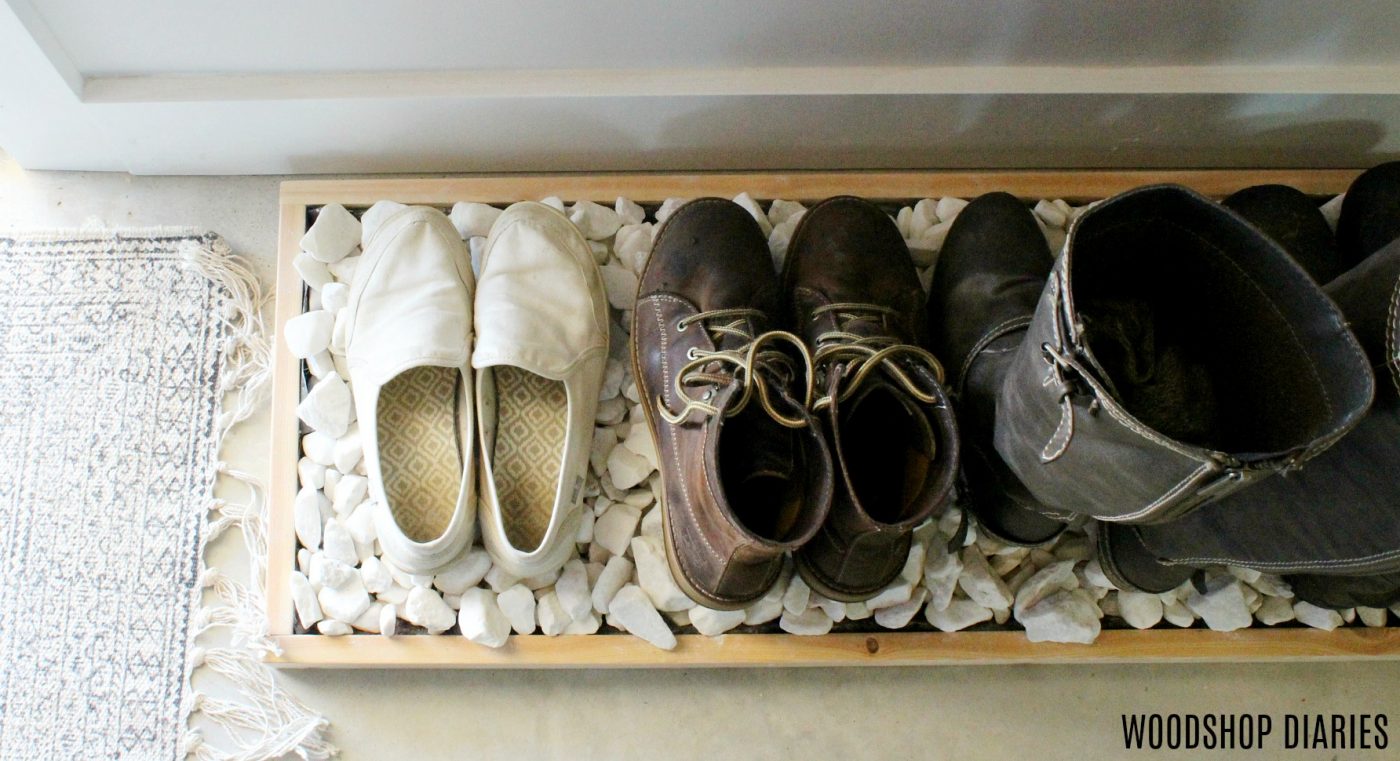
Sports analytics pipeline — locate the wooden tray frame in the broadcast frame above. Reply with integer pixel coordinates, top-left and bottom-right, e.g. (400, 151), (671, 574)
(268, 169), (1400, 668)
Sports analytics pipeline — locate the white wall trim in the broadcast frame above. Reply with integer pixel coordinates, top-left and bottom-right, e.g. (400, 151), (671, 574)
(80, 64), (1400, 103)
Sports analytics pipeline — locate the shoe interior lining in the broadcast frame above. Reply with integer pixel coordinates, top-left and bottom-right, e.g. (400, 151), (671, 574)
(1074, 218), (1330, 455)
(841, 384), (933, 524)
(717, 402), (807, 542)
(377, 366), (462, 543)
(491, 366), (568, 553)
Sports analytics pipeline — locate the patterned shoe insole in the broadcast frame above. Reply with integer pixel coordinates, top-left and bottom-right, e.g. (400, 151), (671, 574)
(378, 366), (462, 543)
(493, 367), (568, 552)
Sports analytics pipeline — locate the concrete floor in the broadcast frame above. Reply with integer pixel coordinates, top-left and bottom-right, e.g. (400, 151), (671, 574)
(2, 154), (1396, 760)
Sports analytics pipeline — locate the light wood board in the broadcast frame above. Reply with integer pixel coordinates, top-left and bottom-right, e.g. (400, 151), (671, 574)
(269, 169), (1396, 668)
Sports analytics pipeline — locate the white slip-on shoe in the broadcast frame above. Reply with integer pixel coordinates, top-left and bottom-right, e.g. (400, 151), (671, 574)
(345, 206), (476, 574)
(474, 202), (609, 578)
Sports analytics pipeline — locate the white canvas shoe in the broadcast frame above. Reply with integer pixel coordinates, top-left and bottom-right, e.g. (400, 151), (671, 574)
(474, 202), (609, 578)
(344, 206), (476, 574)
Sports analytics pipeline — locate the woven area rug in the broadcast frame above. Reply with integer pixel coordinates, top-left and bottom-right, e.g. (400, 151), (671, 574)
(0, 230), (330, 760)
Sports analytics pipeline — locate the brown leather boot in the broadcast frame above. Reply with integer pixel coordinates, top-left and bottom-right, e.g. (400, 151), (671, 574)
(632, 198), (834, 610)
(783, 196), (959, 601)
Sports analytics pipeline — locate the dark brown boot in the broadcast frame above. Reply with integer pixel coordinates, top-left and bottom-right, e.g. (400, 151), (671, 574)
(632, 198), (834, 610)
(782, 196), (959, 602)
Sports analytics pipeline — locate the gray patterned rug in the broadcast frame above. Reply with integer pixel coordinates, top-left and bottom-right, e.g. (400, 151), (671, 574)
(0, 230), (330, 760)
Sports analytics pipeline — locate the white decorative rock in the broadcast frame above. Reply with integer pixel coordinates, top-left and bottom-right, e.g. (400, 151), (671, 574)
(1293, 601), (1344, 631)
(497, 584), (537, 634)
(294, 252), (333, 290)
(1033, 199), (1068, 229)
(1358, 606), (1389, 628)
(318, 556), (359, 590)
(379, 604), (398, 637)
(874, 588), (929, 629)
(1185, 578), (1253, 632)
(767, 199), (805, 226)
(925, 598), (993, 632)
(306, 351), (335, 379)
(593, 503), (642, 556)
(322, 519), (359, 567)
(910, 222), (950, 266)
(620, 423), (659, 472)
(468, 237), (486, 276)
(449, 202), (503, 239)
(599, 264), (639, 312)
(616, 197), (645, 226)
(690, 606), (746, 636)
(866, 580), (913, 611)
(595, 396), (627, 425)
(910, 199), (937, 239)
(604, 439), (652, 492)
(958, 547), (1014, 610)
(810, 593), (846, 622)
(284, 311), (335, 359)
(351, 602), (384, 633)
(555, 559), (592, 621)
(654, 198), (688, 224)
(345, 500), (377, 546)
(614, 223), (654, 274)
(782, 575), (811, 615)
(521, 567), (560, 590)
(433, 547), (493, 595)
(333, 429), (363, 474)
(302, 204), (361, 263)
(1116, 590), (1164, 629)
(569, 200), (623, 240)
(1018, 589), (1101, 644)
(935, 196), (968, 222)
(743, 593), (785, 626)
(1012, 560), (1078, 617)
(327, 255), (361, 285)
(317, 620), (352, 636)
(609, 585), (677, 650)
(298, 372), (354, 438)
(360, 556), (391, 595)
(293, 487), (326, 550)
(1249, 574), (1293, 598)
(485, 565), (520, 594)
(537, 591), (571, 636)
(1162, 600), (1195, 627)
(404, 586), (457, 634)
(564, 611), (602, 635)
(779, 608), (833, 636)
(458, 589), (511, 648)
(1080, 559), (1117, 591)
(297, 458), (326, 491)
(923, 549), (962, 612)
(899, 542), (926, 586)
(1319, 193), (1346, 231)
(845, 600), (872, 621)
(575, 508), (595, 545)
(631, 535), (695, 611)
(731, 192), (774, 236)
(592, 555), (634, 615)
(290, 571), (323, 629)
(318, 576), (371, 623)
(359, 200), (407, 245)
(590, 428), (618, 477)
(332, 473), (367, 515)
(1255, 595), (1296, 626)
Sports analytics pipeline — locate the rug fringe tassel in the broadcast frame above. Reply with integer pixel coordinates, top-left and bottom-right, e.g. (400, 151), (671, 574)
(180, 238), (338, 760)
